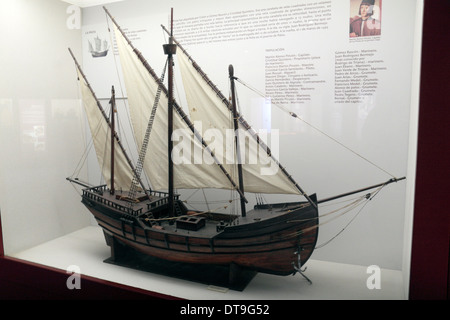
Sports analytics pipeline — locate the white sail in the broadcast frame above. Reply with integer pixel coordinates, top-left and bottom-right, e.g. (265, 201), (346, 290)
(76, 67), (134, 190)
(177, 49), (301, 195)
(113, 24), (235, 191)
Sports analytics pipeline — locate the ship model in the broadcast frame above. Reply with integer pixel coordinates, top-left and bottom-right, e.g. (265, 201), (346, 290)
(67, 7), (404, 286)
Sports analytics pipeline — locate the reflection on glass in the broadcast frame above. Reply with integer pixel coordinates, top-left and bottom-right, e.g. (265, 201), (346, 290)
(0, 99), (13, 127)
(19, 99), (46, 151)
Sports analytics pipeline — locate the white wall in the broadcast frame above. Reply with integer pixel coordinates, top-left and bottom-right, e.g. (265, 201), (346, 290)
(0, 0), (89, 254)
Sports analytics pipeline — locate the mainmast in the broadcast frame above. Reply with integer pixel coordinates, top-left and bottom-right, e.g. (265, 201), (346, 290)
(103, 6), (247, 203)
(110, 85), (116, 195)
(229, 65), (246, 217)
(163, 8), (177, 217)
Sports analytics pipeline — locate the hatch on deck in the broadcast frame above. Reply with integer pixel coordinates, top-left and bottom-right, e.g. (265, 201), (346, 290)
(176, 216), (206, 231)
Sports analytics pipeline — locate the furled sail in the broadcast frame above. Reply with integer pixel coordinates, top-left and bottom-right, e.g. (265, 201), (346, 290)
(76, 67), (135, 191)
(176, 49), (302, 195)
(113, 24), (237, 191)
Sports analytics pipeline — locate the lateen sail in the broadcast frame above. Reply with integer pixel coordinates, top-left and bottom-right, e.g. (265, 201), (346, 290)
(113, 24), (236, 191)
(76, 67), (134, 191)
(177, 49), (301, 195)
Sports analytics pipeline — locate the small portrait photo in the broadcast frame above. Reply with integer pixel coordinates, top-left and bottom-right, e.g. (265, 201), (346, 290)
(349, 0), (382, 37)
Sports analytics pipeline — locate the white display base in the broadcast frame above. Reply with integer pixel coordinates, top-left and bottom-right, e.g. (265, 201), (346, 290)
(10, 226), (405, 300)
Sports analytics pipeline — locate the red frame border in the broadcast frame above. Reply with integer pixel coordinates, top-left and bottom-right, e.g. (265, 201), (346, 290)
(408, 0), (450, 300)
(0, 213), (4, 258)
(0, 212), (182, 299)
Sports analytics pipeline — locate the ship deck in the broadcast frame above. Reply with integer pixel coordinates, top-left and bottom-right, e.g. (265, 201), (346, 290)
(83, 185), (314, 240)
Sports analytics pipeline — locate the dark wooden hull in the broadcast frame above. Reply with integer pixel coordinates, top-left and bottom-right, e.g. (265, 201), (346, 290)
(82, 188), (319, 276)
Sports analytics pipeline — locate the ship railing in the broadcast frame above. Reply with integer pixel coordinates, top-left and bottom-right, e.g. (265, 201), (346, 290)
(89, 184), (107, 194)
(82, 189), (142, 216)
(149, 190), (170, 198)
(147, 194), (180, 210)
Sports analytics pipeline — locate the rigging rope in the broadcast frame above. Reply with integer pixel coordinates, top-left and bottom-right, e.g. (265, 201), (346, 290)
(70, 64), (97, 180)
(127, 58), (168, 203)
(71, 86), (109, 184)
(106, 16), (133, 152)
(278, 181), (387, 249)
(314, 185), (384, 248)
(100, 103), (112, 185)
(106, 12), (155, 191)
(234, 78), (397, 179)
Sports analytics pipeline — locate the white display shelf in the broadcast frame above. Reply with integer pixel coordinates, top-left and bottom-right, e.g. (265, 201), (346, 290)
(10, 225), (405, 300)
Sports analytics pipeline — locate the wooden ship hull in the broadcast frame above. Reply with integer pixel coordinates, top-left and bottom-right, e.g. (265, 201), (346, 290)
(81, 185), (318, 276)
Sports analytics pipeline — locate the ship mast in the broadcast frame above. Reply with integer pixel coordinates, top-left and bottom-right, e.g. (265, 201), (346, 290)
(110, 86), (116, 195)
(161, 27), (316, 210)
(163, 8), (177, 217)
(229, 65), (246, 217)
(68, 48), (149, 196)
(103, 6), (247, 204)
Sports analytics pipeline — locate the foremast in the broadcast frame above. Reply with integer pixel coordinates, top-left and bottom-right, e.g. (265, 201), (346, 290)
(68, 48), (149, 196)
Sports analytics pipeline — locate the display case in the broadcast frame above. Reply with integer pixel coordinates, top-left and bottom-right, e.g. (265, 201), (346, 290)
(0, 0), (448, 302)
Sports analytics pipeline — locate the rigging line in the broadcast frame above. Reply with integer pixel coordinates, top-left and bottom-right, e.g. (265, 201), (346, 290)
(72, 102), (104, 178)
(235, 78), (397, 179)
(73, 92), (108, 180)
(286, 185), (384, 240)
(100, 104), (112, 186)
(201, 188), (210, 212)
(284, 198), (367, 241)
(286, 195), (366, 224)
(285, 193), (369, 240)
(105, 12), (127, 102)
(116, 106), (133, 158)
(71, 66), (94, 179)
(69, 180), (82, 196)
(72, 134), (95, 178)
(319, 196), (367, 219)
(181, 189), (201, 206)
(315, 197), (372, 249)
(315, 185), (384, 249)
(71, 118), (93, 178)
(185, 198), (240, 204)
(318, 194), (364, 207)
(72, 67), (89, 178)
(317, 195), (369, 224)
(106, 13), (155, 192)
(127, 58), (169, 202)
(105, 12), (139, 167)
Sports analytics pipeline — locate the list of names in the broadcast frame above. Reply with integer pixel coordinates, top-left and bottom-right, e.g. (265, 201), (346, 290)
(334, 49), (387, 103)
